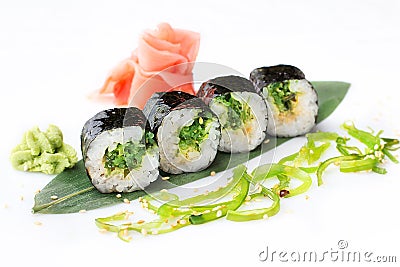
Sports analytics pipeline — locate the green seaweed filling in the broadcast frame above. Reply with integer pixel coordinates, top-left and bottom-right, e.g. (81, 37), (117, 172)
(265, 81), (296, 112)
(145, 131), (157, 148)
(104, 141), (146, 176)
(179, 117), (213, 153)
(214, 93), (253, 130)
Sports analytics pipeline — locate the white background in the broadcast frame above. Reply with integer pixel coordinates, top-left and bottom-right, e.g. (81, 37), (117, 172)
(0, 0), (399, 266)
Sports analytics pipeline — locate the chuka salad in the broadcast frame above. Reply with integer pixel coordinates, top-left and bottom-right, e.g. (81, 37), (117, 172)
(96, 122), (399, 242)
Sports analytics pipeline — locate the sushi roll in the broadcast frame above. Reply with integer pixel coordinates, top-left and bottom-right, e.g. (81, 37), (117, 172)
(197, 75), (268, 153)
(81, 108), (159, 193)
(143, 91), (220, 174)
(250, 65), (318, 137)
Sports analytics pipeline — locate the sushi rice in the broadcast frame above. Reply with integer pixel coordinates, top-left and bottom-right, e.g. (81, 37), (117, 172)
(81, 108), (159, 193)
(157, 108), (220, 174)
(84, 126), (159, 193)
(209, 91), (268, 153)
(250, 65), (318, 137)
(263, 79), (318, 137)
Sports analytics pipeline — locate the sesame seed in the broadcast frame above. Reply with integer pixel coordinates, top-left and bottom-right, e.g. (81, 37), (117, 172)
(179, 219), (187, 225)
(216, 210), (223, 217)
(179, 207), (190, 212)
(374, 144), (379, 150)
(20, 196), (24, 201)
(263, 214), (269, 220)
(138, 197), (143, 202)
(210, 171), (216, 176)
(149, 209), (156, 214)
(257, 185), (263, 193)
(137, 220), (145, 224)
(99, 229), (107, 233)
(193, 188), (199, 192)
(34, 189), (41, 195)
(152, 230), (159, 235)
(141, 229), (148, 236)
(116, 194), (122, 198)
(123, 229), (129, 236)
(79, 209), (87, 213)
(123, 198), (130, 204)
(161, 176), (170, 181)
(160, 189), (168, 193)
(374, 151), (384, 159)
(245, 195), (251, 201)
(34, 221), (42, 226)
(212, 206), (221, 211)
(305, 195), (310, 200)
(263, 139), (270, 144)
(50, 195), (58, 200)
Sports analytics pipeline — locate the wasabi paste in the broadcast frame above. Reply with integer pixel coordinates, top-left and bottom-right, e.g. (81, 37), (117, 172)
(10, 125), (78, 174)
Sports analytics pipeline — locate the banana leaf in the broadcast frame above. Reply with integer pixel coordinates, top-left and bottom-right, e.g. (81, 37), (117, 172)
(33, 81), (350, 214)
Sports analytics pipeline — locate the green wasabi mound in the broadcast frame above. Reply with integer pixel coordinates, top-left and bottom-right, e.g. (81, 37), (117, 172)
(10, 125), (78, 174)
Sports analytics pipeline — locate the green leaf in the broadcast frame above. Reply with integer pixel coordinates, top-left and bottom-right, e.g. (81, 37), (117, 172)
(33, 81), (350, 214)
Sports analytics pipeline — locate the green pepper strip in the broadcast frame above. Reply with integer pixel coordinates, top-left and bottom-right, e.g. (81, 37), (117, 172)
(307, 142), (331, 164)
(279, 132), (337, 167)
(339, 158), (379, 173)
(157, 166), (245, 217)
(381, 138), (399, 163)
(317, 155), (360, 186)
(382, 148), (399, 164)
(342, 122), (381, 150)
(336, 144), (363, 156)
(306, 132), (339, 142)
(226, 185), (280, 222)
(188, 166), (250, 225)
(278, 152), (299, 165)
(372, 166), (388, 174)
(299, 166), (319, 173)
(142, 191), (179, 214)
(95, 212), (191, 242)
(251, 164), (312, 198)
(123, 216), (190, 235)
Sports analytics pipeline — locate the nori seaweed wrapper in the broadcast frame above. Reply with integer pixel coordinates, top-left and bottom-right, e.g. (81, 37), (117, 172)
(143, 91), (215, 133)
(249, 64), (306, 94)
(196, 75), (257, 105)
(81, 107), (147, 159)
